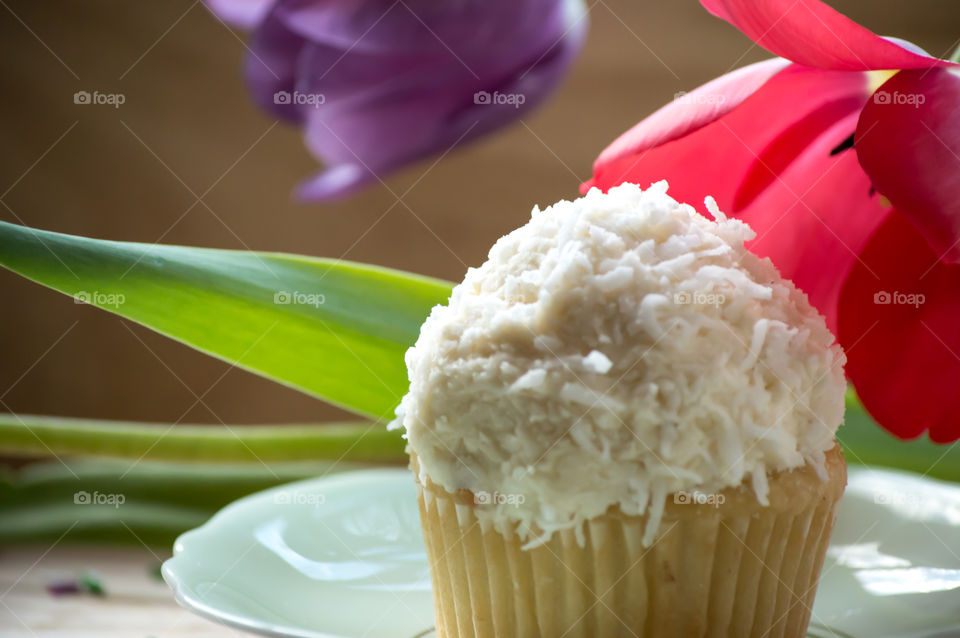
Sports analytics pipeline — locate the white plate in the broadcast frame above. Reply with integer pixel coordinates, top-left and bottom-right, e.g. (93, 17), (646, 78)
(163, 467), (960, 638)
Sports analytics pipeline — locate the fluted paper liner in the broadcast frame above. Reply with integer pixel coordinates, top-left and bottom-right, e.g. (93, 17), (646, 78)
(413, 446), (845, 638)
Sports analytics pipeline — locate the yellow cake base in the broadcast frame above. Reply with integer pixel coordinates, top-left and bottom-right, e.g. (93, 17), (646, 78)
(413, 446), (846, 638)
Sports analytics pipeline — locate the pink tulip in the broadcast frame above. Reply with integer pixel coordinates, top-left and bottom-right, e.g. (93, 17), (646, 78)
(584, 0), (960, 442)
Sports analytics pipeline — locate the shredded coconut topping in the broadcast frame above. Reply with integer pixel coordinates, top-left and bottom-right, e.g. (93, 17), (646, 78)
(394, 182), (846, 547)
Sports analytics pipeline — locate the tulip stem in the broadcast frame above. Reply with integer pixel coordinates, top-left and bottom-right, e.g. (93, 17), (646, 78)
(0, 458), (328, 545)
(0, 414), (408, 464)
(951, 43), (960, 64)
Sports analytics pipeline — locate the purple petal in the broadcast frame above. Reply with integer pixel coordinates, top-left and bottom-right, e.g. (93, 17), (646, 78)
(243, 11), (308, 122)
(241, 0), (588, 200)
(296, 163), (371, 200)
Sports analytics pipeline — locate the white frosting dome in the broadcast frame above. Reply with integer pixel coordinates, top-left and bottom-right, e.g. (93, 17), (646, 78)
(395, 182), (846, 546)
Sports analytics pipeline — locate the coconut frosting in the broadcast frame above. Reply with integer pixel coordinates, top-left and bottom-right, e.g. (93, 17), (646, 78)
(394, 182), (846, 547)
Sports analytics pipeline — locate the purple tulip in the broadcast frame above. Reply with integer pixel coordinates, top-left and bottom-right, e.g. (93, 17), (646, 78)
(207, 0), (588, 201)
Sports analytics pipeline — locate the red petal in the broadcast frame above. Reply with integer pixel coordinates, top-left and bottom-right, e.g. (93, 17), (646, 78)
(700, 0), (948, 71)
(855, 68), (960, 264)
(731, 90), (864, 210)
(587, 66), (871, 202)
(594, 58), (790, 170)
(740, 131), (887, 333)
(838, 210), (960, 442)
(586, 66), (887, 330)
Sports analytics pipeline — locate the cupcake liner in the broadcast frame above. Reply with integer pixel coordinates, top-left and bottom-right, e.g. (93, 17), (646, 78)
(413, 446), (845, 638)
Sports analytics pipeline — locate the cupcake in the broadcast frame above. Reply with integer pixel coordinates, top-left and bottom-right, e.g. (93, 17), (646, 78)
(394, 182), (847, 638)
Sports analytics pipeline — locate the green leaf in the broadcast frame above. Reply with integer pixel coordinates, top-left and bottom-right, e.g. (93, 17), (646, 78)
(840, 390), (960, 482)
(0, 414), (407, 464)
(0, 221), (453, 419)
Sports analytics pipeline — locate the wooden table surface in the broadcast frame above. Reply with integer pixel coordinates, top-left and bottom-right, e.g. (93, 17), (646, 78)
(0, 545), (241, 637)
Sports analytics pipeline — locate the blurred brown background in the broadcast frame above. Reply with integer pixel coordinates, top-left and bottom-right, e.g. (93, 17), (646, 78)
(1, 0), (957, 426)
